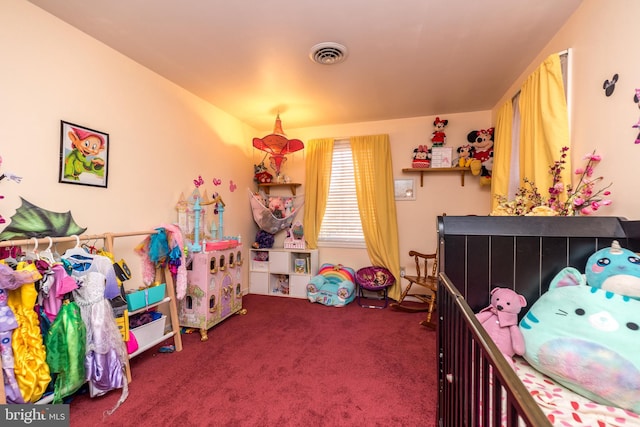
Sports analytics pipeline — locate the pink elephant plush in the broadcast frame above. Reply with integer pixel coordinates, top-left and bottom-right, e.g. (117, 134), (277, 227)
(476, 287), (527, 367)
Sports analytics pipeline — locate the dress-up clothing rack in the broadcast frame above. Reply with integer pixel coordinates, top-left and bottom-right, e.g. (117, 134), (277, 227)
(0, 230), (183, 404)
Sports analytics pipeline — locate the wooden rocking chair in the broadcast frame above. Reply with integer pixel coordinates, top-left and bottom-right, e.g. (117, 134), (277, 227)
(390, 249), (438, 329)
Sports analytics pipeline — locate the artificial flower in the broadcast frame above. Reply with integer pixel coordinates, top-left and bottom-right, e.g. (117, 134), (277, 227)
(492, 147), (612, 216)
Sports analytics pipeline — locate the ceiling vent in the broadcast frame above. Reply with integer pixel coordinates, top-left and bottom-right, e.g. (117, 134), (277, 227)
(309, 42), (348, 65)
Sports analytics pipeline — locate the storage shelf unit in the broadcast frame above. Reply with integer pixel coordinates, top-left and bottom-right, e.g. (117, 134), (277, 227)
(249, 248), (318, 299)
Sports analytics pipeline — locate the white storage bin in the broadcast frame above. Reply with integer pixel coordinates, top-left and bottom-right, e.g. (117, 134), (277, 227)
(131, 315), (166, 349)
(268, 251), (289, 273)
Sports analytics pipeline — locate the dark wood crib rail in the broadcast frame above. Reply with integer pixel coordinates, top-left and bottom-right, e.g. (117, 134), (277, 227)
(438, 273), (550, 426)
(435, 215), (640, 426)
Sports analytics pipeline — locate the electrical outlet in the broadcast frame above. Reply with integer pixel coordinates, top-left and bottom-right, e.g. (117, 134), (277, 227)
(400, 266), (406, 277)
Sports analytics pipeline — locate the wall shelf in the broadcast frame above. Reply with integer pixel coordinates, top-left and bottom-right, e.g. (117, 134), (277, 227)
(402, 167), (471, 187)
(258, 182), (301, 195)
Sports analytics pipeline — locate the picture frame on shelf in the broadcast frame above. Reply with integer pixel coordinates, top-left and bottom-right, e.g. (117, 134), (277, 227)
(59, 120), (109, 188)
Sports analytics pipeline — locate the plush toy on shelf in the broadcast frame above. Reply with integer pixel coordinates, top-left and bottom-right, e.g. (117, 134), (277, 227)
(467, 127), (494, 185)
(411, 145), (431, 168)
(455, 144), (475, 167)
(253, 161), (273, 184)
(431, 117), (448, 147)
(476, 287), (527, 367)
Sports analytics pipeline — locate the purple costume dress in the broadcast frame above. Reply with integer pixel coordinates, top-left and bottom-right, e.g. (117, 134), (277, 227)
(73, 271), (128, 415)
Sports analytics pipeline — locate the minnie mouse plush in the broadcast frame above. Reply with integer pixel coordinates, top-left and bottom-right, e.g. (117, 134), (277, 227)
(411, 145), (431, 168)
(431, 117), (448, 147)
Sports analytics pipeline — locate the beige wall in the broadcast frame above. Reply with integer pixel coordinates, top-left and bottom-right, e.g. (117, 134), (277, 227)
(1, 0), (258, 290)
(493, 0), (640, 220)
(285, 113), (494, 275)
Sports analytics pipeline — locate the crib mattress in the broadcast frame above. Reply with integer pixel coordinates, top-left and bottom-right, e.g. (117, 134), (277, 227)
(514, 357), (640, 426)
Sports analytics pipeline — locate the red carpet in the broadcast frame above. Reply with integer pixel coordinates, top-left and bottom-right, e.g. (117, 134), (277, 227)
(68, 294), (437, 426)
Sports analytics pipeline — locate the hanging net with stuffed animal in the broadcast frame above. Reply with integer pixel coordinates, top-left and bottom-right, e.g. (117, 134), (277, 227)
(248, 189), (304, 234)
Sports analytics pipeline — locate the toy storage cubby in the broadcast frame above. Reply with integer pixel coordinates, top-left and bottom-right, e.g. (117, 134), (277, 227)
(249, 248), (318, 299)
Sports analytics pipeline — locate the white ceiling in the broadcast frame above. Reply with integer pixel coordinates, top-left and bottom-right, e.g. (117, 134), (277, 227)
(27, 0), (582, 131)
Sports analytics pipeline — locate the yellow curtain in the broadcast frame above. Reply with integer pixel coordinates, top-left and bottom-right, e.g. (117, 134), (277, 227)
(519, 53), (570, 195)
(303, 138), (334, 249)
(492, 100), (513, 210)
(350, 134), (402, 301)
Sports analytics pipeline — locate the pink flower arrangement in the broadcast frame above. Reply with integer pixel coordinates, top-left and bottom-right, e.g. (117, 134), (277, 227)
(492, 147), (612, 216)
(547, 147), (612, 215)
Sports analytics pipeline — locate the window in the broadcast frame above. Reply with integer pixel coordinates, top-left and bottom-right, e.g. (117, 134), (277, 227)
(317, 140), (365, 248)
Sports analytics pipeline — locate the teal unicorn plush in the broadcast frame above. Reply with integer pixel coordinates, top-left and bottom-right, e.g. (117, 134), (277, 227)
(550, 240), (640, 299)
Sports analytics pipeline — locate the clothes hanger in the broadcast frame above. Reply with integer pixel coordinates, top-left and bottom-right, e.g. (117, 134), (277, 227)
(62, 235), (94, 272)
(52, 241), (62, 262)
(25, 237), (39, 261)
(63, 235), (90, 257)
(40, 237), (56, 264)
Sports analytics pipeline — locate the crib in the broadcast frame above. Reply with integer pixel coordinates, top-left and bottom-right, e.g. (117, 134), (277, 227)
(436, 215), (640, 426)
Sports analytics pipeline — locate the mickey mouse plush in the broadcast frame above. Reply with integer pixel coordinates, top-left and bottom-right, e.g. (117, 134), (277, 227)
(456, 144), (475, 167)
(467, 127), (494, 185)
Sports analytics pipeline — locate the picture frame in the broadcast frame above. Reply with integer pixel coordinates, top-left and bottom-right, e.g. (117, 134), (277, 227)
(394, 178), (416, 201)
(59, 120), (109, 188)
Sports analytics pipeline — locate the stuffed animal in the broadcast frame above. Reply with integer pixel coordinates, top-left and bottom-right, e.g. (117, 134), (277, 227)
(431, 117), (448, 147)
(549, 240), (640, 299)
(456, 144), (475, 167)
(253, 161), (273, 183)
(411, 145), (431, 168)
(268, 197), (285, 219)
(467, 128), (494, 185)
(283, 198), (294, 216)
(520, 273), (640, 413)
(476, 287), (527, 367)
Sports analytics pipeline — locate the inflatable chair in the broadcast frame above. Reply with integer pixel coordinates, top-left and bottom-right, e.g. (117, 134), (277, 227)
(306, 263), (356, 307)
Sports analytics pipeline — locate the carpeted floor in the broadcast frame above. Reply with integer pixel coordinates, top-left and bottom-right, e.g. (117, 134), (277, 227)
(68, 294), (438, 426)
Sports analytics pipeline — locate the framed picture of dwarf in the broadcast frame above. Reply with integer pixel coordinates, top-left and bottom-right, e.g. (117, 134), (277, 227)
(59, 120), (109, 188)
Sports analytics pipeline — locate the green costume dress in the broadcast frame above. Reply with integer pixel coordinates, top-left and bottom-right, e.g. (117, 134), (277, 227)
(45, 299), (86, 403)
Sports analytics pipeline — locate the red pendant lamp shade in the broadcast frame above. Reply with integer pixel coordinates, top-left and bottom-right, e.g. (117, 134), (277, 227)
(252, 114), (304, 175)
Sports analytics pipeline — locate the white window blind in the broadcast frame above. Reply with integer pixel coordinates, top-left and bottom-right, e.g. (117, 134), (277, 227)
(318, 141), (365, 248)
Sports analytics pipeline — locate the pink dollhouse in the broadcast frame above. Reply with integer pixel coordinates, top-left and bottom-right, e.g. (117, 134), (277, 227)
(178, 246), (244, 341)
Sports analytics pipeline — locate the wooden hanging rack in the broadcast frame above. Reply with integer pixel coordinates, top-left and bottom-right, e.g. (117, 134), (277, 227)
(0, 229), (183, 404)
